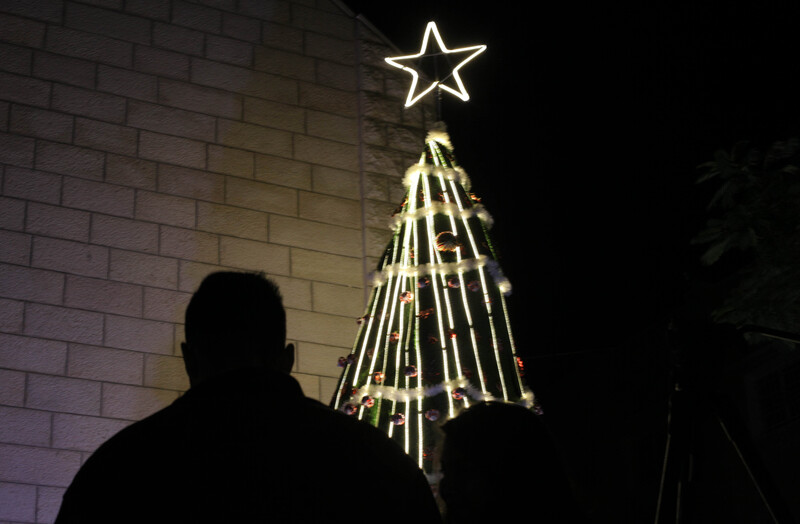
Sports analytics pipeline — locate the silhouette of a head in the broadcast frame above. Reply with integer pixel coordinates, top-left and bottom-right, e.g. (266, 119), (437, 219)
(439, 401), (581, 523)
(183, 271), (291, 385)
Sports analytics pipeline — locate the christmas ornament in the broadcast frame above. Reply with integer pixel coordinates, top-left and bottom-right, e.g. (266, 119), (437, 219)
(418, 277), (430, 289)
(447, 277), (461, 289)
(452, 387), (467, 400)
(404, 365), (418, 377)
(337, 354), (355, 367)
(342, 403), (357, 415)
(373, 371), (385, 384)
(399, 291), (414, 304)
(390, 413), (406, 426)
(468, 280), (481, 292)
(425, 409), (440, 421)
(435, 231), (459, 252)
(361, 395), (375, 408)
(516, 356), (526, 377)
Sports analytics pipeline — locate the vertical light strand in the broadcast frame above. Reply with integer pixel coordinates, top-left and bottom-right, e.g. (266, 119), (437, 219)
(388, 190), (417, 439)
(337, 285), (380, 408)
(403, 298), (413, 454)
(406, 168), (426, 466)
(499, 293), (525, 395)
(360, 222), (405, 421)
(432, 146), (466, 401)
(421, 158), (455, 418)
(412, 222), (425, 466)
(381, 273), (405, 435)
(447, 179), (489, 396)
(480, 263), (509, 401)
(359, 273), (395, 420)
(339, 226), (403, 410)
(356, 225), (404, 420)
(431, 165), (469, 388)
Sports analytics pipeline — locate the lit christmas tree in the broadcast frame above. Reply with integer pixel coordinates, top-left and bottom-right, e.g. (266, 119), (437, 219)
(331, 124), (536, 474)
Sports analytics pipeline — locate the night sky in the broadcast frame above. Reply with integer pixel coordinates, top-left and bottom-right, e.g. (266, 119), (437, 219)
(344, 1), (800, 358)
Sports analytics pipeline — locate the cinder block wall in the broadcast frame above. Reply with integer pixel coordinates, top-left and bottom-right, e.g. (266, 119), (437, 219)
(0, 0), (433, 521)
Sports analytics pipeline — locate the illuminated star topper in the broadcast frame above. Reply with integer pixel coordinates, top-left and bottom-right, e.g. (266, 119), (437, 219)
(385, 21), (487, 108)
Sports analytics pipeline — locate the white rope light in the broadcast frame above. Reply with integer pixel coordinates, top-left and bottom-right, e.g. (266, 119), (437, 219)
(385, 22), (487, 107)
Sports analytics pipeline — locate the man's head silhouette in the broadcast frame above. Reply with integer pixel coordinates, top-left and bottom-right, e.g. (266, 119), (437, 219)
(182, 271), (294, 386)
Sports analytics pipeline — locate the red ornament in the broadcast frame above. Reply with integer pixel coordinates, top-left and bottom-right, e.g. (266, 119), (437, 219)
(435, 231), (459, 252)
(373, 371), (385, 384)
(389, 332), (400, 343)
(418, 308), (434, 319)
(447, 277), (460, 289)
(452, 387), (467, 400)
(342, 403), (357, 415)
(390, 413), (405, 425)
(399, 291), (414, 304)
(337, 355), (355, 367)
(417, 277), (430, 289)
(392, 197), (408, 217)
(404, 365), (418, 377)
(425, 409), (440, 421)
(361, 395), (375, 408)
(467, 280), (481, 292)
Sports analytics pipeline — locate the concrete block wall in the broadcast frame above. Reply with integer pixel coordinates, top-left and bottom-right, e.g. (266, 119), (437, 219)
(0, 0), (434, 521)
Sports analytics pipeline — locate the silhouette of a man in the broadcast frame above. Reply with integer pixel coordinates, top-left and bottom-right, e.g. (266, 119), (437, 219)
(56, 271), (441, 523)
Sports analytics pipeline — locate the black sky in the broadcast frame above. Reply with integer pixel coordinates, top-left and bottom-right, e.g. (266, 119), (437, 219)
(344, 1), (800, 358)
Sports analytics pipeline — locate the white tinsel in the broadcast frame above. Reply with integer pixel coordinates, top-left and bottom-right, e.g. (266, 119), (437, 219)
(402, 164), (471, 191)
(485, 260), (512, 294)
(371, 256), (512, 295)
(346, 376), (536, 408)
(389, 202), (493, 231)
(426, 125), (453, 150)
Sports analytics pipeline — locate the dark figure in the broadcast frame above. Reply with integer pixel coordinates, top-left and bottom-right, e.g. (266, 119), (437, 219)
(438, 401), (585, 523)
(56, 271), (441, 523)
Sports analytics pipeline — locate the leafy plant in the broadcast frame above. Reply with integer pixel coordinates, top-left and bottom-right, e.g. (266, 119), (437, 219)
(692, 138), (800, 334)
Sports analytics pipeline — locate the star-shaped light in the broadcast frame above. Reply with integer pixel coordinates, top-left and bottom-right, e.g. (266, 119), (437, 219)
(385, 22), (487, 107)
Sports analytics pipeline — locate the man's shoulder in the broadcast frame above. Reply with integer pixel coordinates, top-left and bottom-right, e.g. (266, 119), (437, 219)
(77, 399), (185, 474)
(294, 397), (424, 467)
